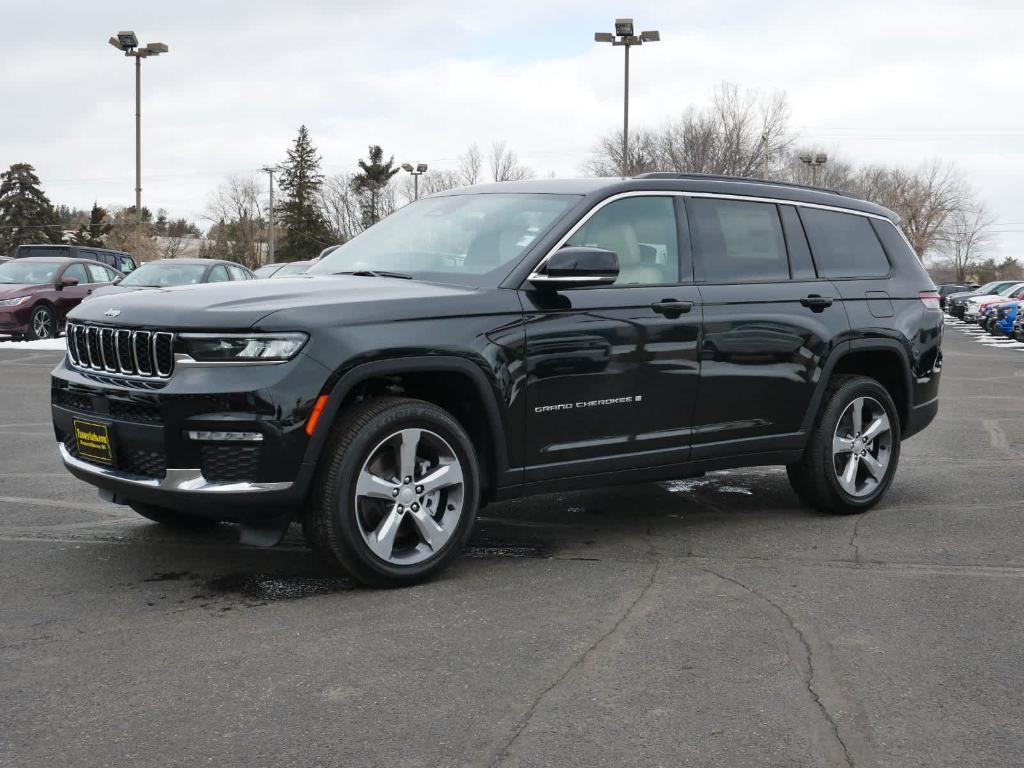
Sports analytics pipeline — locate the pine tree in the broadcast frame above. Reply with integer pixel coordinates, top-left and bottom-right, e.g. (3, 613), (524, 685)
(71, 203), (113, 247)
(352, 145), (400, 228)
(0, 163), (63, 254)
(277, 126), (333, 261)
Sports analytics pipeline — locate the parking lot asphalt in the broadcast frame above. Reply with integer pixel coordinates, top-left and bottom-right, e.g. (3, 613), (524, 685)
(1, 322), (1022, 768)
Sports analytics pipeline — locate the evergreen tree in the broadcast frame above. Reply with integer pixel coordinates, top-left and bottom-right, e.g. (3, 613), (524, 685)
(277, 126), (332, 261)
(352, 145), (400, 228)
(71, 202), (113, 247)
(0, 163), (63, 254)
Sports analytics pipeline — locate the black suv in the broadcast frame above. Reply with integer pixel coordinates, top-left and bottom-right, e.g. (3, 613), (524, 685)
(15, 244), (138, 275)
(51, 174), (942, 586)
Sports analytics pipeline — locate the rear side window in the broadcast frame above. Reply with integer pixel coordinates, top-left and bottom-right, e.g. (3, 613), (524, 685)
(688, 198), (789, 282)
(86, 263), (110, 283)
(207, 265), (230, 282)
(800, 208), (890, 278)
(226, 265), (250, 280)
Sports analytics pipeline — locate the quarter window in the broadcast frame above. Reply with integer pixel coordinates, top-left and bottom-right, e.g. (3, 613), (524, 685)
(800, 208), (890, 278)
(565, 196), (679, 285)
(207, 265), (230, 282)
(688, 198), (789, 282)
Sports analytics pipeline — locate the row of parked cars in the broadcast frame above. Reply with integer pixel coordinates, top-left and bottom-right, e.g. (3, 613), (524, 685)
(0, 244), (317, 340)
(942, 279), (1024, 339)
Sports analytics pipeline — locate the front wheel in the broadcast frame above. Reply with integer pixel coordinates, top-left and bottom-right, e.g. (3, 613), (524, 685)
(303, 397), (480, 587)
(787, 375), (901, 514)
(27, 305), (56, 340)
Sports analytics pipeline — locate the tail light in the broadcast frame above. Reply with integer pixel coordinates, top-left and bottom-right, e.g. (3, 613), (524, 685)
(919, 291), (941, 310)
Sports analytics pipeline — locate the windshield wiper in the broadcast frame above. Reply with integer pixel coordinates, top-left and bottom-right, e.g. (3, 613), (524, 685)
(334, 270), (413, 280)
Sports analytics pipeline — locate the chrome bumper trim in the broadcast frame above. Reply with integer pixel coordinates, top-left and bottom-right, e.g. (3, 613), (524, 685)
(58, 443), (292, 494)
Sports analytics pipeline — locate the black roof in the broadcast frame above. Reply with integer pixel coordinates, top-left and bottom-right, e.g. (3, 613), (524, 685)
(443, 174), (898, 222)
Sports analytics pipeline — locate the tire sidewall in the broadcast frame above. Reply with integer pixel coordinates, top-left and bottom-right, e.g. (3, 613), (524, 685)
(325, 402), (480, 584)
(818, 378), (901, 510)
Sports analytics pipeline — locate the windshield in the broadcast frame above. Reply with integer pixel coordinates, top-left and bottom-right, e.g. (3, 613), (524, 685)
(271, 262), (311, 278)
(121, 262), (208, 287)
(309, 193), (577, 287)
(995, 283), (1024, 296)
(0, 261), (60, 284)
(254, 265), (280, 277)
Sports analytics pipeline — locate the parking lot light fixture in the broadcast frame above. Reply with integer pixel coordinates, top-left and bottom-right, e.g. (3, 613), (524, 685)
(402, 162), (428, 201)
(594, 18), (660, 176)
(107, 30), (169, 233)
(799, 152), (828, 186)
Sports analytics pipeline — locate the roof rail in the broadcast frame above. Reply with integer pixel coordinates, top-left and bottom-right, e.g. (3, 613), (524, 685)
(633, 171), (853, 198)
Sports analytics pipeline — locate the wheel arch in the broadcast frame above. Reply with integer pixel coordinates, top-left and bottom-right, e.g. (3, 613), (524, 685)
(804, 340), (913, 434)
(305, 356), (513, 499)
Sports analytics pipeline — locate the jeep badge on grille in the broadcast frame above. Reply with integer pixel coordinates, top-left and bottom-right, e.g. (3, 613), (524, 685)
(104, 309), (121, 318)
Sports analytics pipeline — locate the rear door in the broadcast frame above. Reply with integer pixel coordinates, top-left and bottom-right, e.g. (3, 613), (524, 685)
(521, 194), (703, 480)
(687, 196), (849, 455)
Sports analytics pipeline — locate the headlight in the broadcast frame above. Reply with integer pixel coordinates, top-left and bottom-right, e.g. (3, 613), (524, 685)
(178, 332), (308, 363)
(0, 296), (30, 307)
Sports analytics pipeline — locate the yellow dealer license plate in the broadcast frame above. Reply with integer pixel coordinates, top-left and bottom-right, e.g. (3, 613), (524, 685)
(73, 419), (113, 464)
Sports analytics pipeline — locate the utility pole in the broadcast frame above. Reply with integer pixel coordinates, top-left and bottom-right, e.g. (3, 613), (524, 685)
(595, 20), (660, 176)
(261, 166), (277, 264)
(761, 130), (770, 179)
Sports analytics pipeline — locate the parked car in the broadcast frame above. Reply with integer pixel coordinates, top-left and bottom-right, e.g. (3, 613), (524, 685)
(88, 258), (254, 299)
(13, 244), (138, 275)
(268, 262), (311, 280)
(936, 283), (973, 309)
(0, 257), (121, 340)
(947, 280), (1019, 319)
(964, 283), (1024, 322)
(986, 300), (1020, 336)
(1013, 307), (1024, 341)
(53, 173), (942, 586)
(254, 260), (314, 279)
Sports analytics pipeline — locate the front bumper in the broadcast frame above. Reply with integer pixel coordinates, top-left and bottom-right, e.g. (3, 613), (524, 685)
(51, 350), (330, 519)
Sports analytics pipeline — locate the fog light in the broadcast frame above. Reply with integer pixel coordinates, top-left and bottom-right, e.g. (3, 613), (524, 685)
(185, 430), (263, 442)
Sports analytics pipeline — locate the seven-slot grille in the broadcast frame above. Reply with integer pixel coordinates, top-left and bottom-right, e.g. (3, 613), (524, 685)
(66, 323), (176, 378)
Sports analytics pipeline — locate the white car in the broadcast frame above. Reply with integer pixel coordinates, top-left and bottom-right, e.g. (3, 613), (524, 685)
(964, 282), (1024, 322)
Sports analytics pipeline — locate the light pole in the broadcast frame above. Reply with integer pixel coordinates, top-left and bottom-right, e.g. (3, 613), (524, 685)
(401, 163), (429, 201)
(595, 19), (659, 176)
(108, 31), (168, 233)
(799, 152), (828, 186)
(260, 166), (278, 264)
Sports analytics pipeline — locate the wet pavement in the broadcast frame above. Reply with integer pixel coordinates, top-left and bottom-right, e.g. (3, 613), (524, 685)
(2, 322), (1023, 767)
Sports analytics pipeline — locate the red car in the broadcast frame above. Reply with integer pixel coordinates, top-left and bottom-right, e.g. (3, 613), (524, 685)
(0, 257), (122, 340)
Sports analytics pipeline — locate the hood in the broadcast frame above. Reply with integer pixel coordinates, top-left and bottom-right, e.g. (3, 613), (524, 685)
(0, 282), (49, 298)
(87, 284), (144, 300)
(67, 274), (483, 329)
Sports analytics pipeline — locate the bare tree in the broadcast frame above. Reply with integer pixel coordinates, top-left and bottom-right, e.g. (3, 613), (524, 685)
(204, 175), (266, 268)
(941, 203), (993, 282)
(585, 129), (659, 176)
(458, 144), (483, 186)
(489, 141), (534, 182)
(319, 173), (364, 242)
(396, 169), (463, 205)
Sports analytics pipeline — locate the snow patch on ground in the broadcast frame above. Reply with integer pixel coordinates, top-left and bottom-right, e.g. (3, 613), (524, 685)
(0, 337), (67, 351)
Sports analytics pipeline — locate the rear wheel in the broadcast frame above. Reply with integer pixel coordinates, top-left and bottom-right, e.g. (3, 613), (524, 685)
(129, 502), (220, 529)
(787, 375), (901, 514)
(303, 397), (479, 587)
(27, 305), (56, 341)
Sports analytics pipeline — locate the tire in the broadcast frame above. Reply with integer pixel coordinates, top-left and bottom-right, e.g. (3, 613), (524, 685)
(27, 304), (56, 341)
(787, 375), (901, 515)
(303, 396), (480, 587)
(129, 502), (220, 529)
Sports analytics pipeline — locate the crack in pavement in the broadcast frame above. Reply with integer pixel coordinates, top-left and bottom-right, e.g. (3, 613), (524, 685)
(488, 562), (660, 767)
(700, 565), (861, 768)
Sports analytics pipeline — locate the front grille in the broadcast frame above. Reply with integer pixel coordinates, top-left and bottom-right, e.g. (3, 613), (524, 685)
(200, 444), (261, 483)
(67, 323), (175, 379)
(53, 389), (94, 412)
(63, 433), (166, 479)
(108, 401), (162, 423)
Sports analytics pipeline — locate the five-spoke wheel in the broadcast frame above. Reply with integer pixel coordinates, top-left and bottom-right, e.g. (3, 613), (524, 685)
(831, 396), (892, 498)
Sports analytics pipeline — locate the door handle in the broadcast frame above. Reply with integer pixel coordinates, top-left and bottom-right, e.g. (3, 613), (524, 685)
(651, 299), (693, 318)
(800, 294), (833, 312)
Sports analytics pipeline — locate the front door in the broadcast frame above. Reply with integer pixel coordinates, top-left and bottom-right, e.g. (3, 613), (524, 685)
(686, 197), (849, 454)
(521, 195), (703, 482)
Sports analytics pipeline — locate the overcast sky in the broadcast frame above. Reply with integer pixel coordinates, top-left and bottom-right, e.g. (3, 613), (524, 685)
(2, 0), (1022, 260)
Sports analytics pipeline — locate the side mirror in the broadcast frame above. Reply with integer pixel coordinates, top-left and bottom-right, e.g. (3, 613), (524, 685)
(529, 246), (619, 290)
(112, 276), (123, 285)
(58, 277), (79, 290)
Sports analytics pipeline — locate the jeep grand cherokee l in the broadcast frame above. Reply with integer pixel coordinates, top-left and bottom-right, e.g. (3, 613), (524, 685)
(51, 174), (942, 586)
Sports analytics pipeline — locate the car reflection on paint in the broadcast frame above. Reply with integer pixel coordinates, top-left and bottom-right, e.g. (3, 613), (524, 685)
(701, 323), (808, 364)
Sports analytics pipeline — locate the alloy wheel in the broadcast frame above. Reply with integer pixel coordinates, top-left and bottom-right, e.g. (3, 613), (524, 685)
(832, 396), (892, 498)
(32, 309), (54, 339)
(354, 427), (465, 565)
